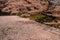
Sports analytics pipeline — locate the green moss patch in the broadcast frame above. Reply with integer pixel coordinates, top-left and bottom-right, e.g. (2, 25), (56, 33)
(28, 13), (45, 20)
(28, 13), (55, 23)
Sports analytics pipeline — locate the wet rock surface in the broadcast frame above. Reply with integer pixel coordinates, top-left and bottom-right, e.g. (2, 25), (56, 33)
(0, 16), (60, 40)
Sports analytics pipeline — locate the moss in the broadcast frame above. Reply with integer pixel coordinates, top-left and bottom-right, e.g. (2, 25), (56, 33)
(28, 13), (45, 20)
(16, 13), (22, 16)
(28, 13), (54, 22)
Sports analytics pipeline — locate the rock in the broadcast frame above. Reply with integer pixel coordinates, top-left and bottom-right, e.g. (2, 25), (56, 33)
(44, 0), (60, 17)
(0, 16), (60, 40)
(0, 0), (49, 14)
